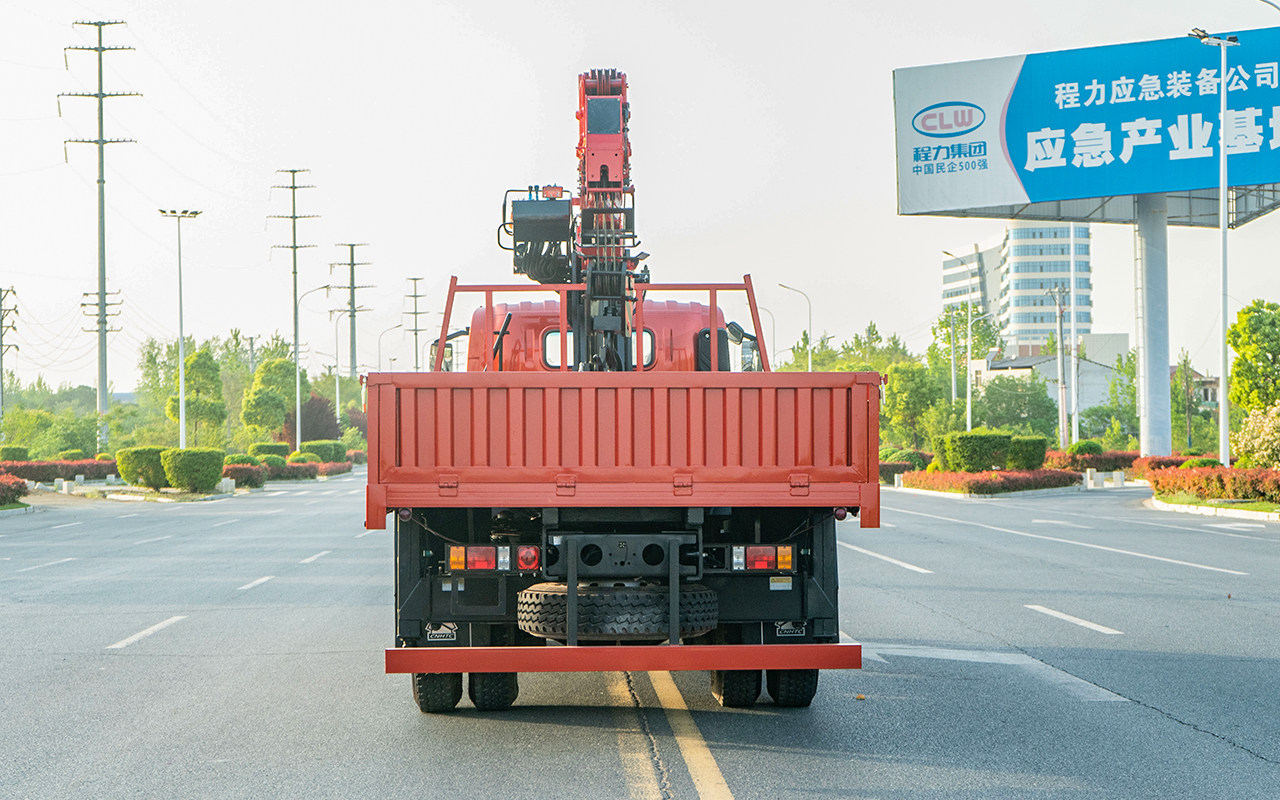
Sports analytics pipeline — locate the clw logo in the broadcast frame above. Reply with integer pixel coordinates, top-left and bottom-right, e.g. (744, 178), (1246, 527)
(912, 102), (985, 138)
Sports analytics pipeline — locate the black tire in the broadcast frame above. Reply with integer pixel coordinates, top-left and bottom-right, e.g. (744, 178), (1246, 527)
(711, 669), (761, 708)
(468, 672), (519, 711)
(412, 672), (463, 713)
(517, 582), (718, 641)
(766, 669), (819, 707)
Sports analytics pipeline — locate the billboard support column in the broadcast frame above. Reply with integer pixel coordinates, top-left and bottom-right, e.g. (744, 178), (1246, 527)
(1136, 193), (1171, 456)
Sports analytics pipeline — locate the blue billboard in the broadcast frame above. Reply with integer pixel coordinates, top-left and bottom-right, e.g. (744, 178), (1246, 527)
(894, 27), (1280, 215)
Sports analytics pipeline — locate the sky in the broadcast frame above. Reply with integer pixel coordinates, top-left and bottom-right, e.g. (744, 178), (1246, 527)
(3, 0), (1279, 393)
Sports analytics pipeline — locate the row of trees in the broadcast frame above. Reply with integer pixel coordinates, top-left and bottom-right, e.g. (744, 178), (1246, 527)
(1, 328), (367, 458)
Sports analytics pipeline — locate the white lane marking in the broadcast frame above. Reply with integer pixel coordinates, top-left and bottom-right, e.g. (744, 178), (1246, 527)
(50, 522), (82, 530)
(133, 535), (172, 545)
(265, 491), (286, 497)
(1206, 522), (1266, 531)
(879, 522), (897, 528)
(862, 642), (1127, 702)
(236, 575), (274, 591)
(1025, 604), (1123, 635)
(16, 557), (77, 573)
(839, 542), (933, 574)
(262, 509), (284, 515)
(886, 506), (1247, 575)
(116, 513), (140, 519)
(346, 489), (363, 496)
(106, 615), (187, 649)
(647, 672), (734, 799)
(840, 629), (886, 662)
(355, 529), (379, 538)
(997, 501), (1280, 543)
(300, 550), (332, 564)
(211, 519), (239, 528)
(1031, 518), (1092, 529)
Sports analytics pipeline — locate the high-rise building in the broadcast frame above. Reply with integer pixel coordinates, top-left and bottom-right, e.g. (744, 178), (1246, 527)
(942, 221), (1092, 355)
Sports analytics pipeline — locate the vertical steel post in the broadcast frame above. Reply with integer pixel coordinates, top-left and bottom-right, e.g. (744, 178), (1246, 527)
(1136, 193), (1172, 456)
(1069, 224), (1079, 444)
(1218, 40), (1232, 464)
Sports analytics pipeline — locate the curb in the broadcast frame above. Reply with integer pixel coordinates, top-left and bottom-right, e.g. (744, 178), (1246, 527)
(885, 485), (1085, 499)
(1148, 496), (1280, 523)
(0, 504), (35, 518)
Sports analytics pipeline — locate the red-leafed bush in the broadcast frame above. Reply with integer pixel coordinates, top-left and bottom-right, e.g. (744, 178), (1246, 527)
(222, 464), (266, 489)
(0, 459), (118, 483)
(904, 469), (1081, 495)
(347, 449), (366, 465)
(269, 463), (318, 481)
(1148, 466), (1280, 501)
(1132, 455), (1201, 477)
(317, 461), (352, 476)
(879, 462), (913, 483)
(1043, 451), (1139, 472)
(0, 473), (29, 505)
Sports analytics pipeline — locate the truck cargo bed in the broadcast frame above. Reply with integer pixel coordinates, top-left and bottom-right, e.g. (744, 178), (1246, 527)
(365, 371), (880, 527)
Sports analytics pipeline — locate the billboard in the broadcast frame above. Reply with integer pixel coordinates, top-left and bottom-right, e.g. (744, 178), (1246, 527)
(894, 27), (1280, 216)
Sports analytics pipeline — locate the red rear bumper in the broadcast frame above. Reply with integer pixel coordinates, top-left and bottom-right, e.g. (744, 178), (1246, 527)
(386, 642), (861, 674)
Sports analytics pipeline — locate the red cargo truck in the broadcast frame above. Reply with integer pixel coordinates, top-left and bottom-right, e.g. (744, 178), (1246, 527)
(366, 70), (878, 712)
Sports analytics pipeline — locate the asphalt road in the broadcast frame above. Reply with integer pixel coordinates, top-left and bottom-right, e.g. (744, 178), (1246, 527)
(2, 476), (1278, 799)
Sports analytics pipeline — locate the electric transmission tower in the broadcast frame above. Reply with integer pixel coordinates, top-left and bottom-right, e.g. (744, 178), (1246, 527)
(60, 20), (140, 450)
(0, 288), (16, 442)
(268, 169), (318, 449)
(406, 277), (428, 371)
(330, 243), (372, 378)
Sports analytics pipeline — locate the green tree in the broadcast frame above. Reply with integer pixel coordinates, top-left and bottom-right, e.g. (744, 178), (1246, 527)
(975, 374), (1057, 437)
(165, 349), (227, 446)
(882, 361), (938, 448)
(925, 303), (1003, 402)
(1227, 299), (1280, 413)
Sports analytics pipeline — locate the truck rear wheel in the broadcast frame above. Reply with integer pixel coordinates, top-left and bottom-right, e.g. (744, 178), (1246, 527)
(711, 669), (761, 708)
(468, 672), (519, 711)
(517, 582), (717, 641)
(766, 669), (819, 707)
(412, 672), (463, 713)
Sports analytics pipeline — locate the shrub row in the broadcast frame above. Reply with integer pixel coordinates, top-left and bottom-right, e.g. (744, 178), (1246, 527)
(1132, 455), (1201, 477)
(931, 432), (1048, 472)
(248, 442), (290, 459)
(0, 459), (118, 483)
(301, 440), (345, 463)
(222, 464), (266, 489)
(1148, 467), (1280, 501)
(318, 461), (352, 476)
(904, 468), (1081, 495)
(0, 473), (30, 505)
(879, 462), (914, 484)
(1043, 450), (1139, 472)
(347, 449), (367, 465)
(272, 462), (319, 480)
(0, 446), (29, 461)
(160, 448), (225, 493)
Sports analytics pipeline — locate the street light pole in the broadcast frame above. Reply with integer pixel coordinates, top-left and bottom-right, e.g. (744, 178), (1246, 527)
(378, 323), (403, 371)
(1190, 27), (1239, 463)
(778, 283), (812, 371)
(159, 209), (200, 448)
(1047, 287), (1070, 449)
(757, 306), (777, 371)
(966, 310), (991, 432)
(294, 284), (332, 452)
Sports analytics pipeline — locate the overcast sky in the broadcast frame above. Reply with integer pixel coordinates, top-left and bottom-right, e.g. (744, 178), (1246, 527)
(3, 0), (1278, 391)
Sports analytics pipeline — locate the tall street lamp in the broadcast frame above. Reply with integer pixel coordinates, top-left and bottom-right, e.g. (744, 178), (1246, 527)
(757, 306), (777, 370)
(159, 209), (200, 448)
(1189, 26), (1239, 463)
(778, 283), (812, 371)
(966, 311), (991, 431)
(295, 284), (332, 452)
(378, 323), (403, 371)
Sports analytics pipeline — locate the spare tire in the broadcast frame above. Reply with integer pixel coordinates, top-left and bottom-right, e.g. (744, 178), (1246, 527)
(517, 582), (718, 641)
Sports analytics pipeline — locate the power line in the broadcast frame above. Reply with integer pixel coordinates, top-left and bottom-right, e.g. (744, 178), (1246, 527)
(330, 244), (372, 378)
(269, 168), (318, 451)
(59, 19), (140, 451)
(406, 277), (428, 371)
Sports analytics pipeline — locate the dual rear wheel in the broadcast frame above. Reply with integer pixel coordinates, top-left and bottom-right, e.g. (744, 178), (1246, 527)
(412, 672), (519, 713)
(711, 668), (818, 708)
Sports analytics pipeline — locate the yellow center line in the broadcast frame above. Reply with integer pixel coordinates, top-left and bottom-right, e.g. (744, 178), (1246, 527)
(609, 673), (664, 800)
(648, 671), (734, 800)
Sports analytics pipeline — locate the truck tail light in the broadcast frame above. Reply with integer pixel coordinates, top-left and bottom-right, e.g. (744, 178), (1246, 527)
(466, 546), (497, 570)
(449, 546), (465, 570)
(777, 546), (792, 570)
(745, 546), (776, 570)
(516, 545), (540, 570)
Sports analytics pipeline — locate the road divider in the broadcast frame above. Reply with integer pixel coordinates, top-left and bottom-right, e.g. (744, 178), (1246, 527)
(648, 671), (734, 800)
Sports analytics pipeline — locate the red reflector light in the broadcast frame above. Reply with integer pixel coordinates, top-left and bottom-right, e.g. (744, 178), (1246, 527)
(516, 545), (540, 570)
(744, 545), (776, 570)
(466, 546), (497, 570)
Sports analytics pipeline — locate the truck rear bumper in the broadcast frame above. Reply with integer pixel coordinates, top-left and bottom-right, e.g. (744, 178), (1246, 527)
(385, 642), (861, 674)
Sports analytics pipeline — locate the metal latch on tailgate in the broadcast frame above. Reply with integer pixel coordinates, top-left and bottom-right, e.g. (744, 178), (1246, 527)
(556, 474), (576, 496)
(438, 474), (459, 497)
(789, 473), (810, 496)
(673, 474), (693, 496)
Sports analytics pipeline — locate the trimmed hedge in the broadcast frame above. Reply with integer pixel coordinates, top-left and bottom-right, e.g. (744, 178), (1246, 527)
(1179, 457), (1222, 469)
(317, 461), (353, 476)
(0, 459), (118, 483)
(879, 461), (913, 484)
(930, 435), (949, 472)
(347, 449), (367, 465)
(1066, 439), (1103, 456)
(288, 452), (321, 464)
(272, 462), (318, 481)
(222, 464), (266, 489)
(0, 445), (29, 461)
(160, 448), (225, 493)
(1007, 436), (1048, 470)
(117, 447), (170, 489)
(904, 468), (1081, 494)
(301, 440), (344, 463)
(95, 453), (113, 461)
(55, 449), (87, 461)
(1043, 450), (1139, 472)
(224, 453), (262, 466)
(945, 430), (1012, 473)
(1148, 466), (1280, 501)
(248, 442), (290, 459)
(0, 473), (30, 505)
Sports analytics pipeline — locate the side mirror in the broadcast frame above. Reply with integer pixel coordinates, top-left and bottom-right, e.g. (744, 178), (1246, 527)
(726, 321), (745, 344)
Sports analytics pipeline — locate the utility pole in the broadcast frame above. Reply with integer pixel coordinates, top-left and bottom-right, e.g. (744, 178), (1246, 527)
(0, 288), (16, 442)
(331, 243), (371, 378)
(948, 306), (956, 403)
(406, 278), (428, 371)
(247, 335), (259, 376)
(269, 169), (318, 451)
(60, 20), (139, 452)
(1047, 287), (1069, 450)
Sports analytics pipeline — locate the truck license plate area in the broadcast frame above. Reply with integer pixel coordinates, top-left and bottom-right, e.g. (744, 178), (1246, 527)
(543, 533), (700, 580)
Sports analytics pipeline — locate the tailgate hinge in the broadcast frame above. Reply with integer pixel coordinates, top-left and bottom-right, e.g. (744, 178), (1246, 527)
(438, 474), (459, 497)
(673, 474), (694, 496)
(556, 474), (577, 496)
(789, 473), (810, 496)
